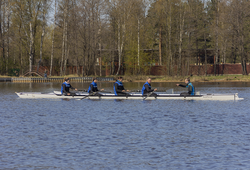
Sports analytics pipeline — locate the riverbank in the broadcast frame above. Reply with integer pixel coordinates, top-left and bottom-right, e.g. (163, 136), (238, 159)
(106, 75), (250, 83)
(1, 74), (250, 82)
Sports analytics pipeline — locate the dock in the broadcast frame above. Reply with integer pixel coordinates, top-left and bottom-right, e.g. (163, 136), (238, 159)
(9, 77), (114, 83)
(0, 78), (12, 82)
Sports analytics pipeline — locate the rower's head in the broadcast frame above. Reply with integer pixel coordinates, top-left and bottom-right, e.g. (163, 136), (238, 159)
(64, 77), (70, 83)
(147, 78), (151, 84)
(93, 78), (97, 83)
(185, 77), (190, 84)
(117, 76), (123, 82)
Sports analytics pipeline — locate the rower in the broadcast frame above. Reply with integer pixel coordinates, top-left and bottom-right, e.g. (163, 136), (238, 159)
(142, 78), (157, 97)
(113, 76), (130, 96)
(176, 77), (195, 96)
(87, 78), (104, 96)
(61, 77), (77, 96)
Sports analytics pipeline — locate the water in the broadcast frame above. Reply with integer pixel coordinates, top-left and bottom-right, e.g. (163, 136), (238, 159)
(1, 82), (250, 169)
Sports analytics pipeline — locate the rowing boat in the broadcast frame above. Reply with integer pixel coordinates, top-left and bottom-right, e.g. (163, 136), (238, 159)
(15, 91), (244, 100)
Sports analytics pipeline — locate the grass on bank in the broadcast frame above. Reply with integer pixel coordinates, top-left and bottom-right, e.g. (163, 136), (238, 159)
(110, 75), (250, 82)
(1, 74), (250, 82)
(153, 75), (250, 82)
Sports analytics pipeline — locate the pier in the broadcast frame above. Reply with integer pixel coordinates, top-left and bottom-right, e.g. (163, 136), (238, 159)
(0, 78), (12, 82)
(10, 77), (114, 83)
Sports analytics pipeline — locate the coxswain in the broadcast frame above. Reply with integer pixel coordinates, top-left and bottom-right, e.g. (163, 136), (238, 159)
(142, 78), (157, 97)
(176, 77), (195, 96)
(61, 77), (77, 96)
(113, 77), (130, 96)
(87, 78), (104, 95)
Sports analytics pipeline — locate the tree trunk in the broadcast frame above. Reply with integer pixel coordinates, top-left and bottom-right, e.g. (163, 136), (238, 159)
(112, 25), (115, 75)
(60, 1), (68, 76)
(240, 8), (247, 75)
(29, 22), (34, 76)
(2, 0), (5, 74)
(159, 26), (162, 66)
(93, 6), (97, 76)
(214, 0), (219, 76)
(178, 4), (185, 76)
(63, 12), (68, 75)
(60, 12), (66, 76)
(204, 33), (207, 76)
(50, 0), (56, 76)
(116, 18), (125, 75)
(168, 1), (172, 76)
(137, 18), (140, 73)
(6, 0), (9, 74)
(19, 23), (23, 75)
(73, 0), (79, 76)
(37, 0), (46, 74)
(98, 27), (102, 76)
(0, 1), (1, 74)
(75, 31), (79, 76)
(187, 31), (191, 76)
(87, 16), (91, 75)
(116, 20), (121, 75)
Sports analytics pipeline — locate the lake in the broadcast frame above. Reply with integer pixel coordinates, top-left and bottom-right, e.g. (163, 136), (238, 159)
(0, 81), (250, 169)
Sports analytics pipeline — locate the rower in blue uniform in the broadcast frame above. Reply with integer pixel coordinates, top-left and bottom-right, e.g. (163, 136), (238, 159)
(176, 77), (195, 96)
(61, 77), (77, 96)
(114, 77), (130, 96)
(142, 78), (157, 97)
(87, 78), (104, 95)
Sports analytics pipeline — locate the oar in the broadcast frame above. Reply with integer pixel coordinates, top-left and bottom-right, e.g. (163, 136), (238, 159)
(99, 91), (111, 93)
(143, 92), (153, 100)
(77, 89), (87, 92)
(166, 88), (174, 94)
(78, 92), (96, 100)
(131, 90), (141, 92)
(79, 95), (89, 100)
(133, 89), (173, 93)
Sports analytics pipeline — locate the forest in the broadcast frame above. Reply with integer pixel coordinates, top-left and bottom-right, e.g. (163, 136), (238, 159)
(0, 0), (250, 76)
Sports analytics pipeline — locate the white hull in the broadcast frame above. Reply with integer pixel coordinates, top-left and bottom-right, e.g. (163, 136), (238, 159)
(15, 91), (243, 101)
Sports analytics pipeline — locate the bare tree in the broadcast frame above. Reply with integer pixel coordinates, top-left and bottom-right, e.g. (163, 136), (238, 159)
(6, 0), (10, 74)
(50, 0), (56, 76)
(60, 0), (69, 76)
(177, 1), (185, 76)
(37, 0), (47, 73)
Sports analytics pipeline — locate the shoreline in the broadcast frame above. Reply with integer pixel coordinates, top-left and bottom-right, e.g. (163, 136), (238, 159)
(1, 75), (250, 83)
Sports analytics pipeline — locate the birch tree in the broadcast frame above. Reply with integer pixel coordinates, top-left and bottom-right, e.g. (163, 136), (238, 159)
(50, 0), (56, 76)
(37, 0), (47, 73)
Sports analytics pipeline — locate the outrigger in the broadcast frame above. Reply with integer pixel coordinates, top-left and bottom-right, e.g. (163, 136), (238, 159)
(15, 91), (243, 101)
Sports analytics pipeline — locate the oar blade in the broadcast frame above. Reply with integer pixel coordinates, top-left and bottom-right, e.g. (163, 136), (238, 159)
(166, 88), (174, 94)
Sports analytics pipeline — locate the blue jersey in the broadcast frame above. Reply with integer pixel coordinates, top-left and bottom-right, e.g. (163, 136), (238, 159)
(61, 82), (71, 94)
(141, 82), (151, 95)
(88, 81), (98, 93)
(114, 81), (124, 95)
(187, 82), (195, 95)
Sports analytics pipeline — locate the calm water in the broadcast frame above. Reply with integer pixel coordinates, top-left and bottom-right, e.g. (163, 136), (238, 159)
(1, 82), (250, 169)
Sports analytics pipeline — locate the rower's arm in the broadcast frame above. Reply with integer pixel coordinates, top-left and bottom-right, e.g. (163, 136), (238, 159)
(89, 84), (94, 93)
(178, 84), (186, 88)
(188, 85), (193, 94)
(115, 83), (123, 93)
(145, 84), (154, 93)
(70, 85), (75, 89)
(62, 84), (67, 93)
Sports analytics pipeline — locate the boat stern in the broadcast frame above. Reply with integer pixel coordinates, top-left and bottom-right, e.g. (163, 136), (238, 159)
(235, 93), (244, 100)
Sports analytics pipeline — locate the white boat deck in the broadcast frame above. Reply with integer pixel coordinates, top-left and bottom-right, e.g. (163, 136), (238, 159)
(15, 91), (244, 101)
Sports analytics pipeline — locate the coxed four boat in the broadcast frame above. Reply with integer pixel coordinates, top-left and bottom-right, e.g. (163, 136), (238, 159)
(15, 91), (244, 100)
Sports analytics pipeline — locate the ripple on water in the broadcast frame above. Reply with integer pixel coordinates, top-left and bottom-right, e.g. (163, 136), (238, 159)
(0, 83), (250, 169)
